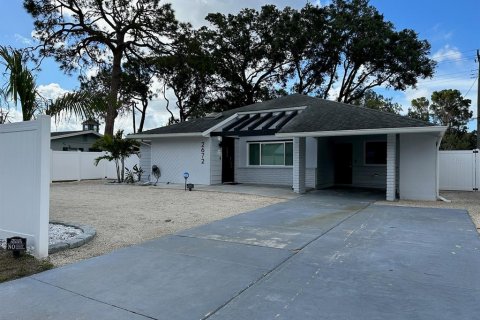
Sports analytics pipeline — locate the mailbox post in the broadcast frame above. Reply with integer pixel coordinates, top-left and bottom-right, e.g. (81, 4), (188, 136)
(183, 172), (189, 191)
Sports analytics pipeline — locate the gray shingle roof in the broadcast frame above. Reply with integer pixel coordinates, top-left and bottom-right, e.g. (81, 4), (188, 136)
(51, 131), (102, 138)
(279, 96), (432, 133)
(51, 131), (83, 137)
(139, 94), (434, 136)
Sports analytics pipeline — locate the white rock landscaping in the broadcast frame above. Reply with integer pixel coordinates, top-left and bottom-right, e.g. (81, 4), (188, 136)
(0, 222), (96, 254)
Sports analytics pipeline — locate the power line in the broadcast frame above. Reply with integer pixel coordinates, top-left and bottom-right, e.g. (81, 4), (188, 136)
(464, 76), (478, 97)
(418, 75), (476, 85)
(434, 69), (478, 79)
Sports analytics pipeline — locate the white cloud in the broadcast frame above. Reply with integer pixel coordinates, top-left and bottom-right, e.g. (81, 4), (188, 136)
(394, 77), (478, 120)
(432, 45), (462, 62)
(384, 42), (477, 123)
(0, 108), (23, 123)
(85, 66), (100, 79)
(37, 83), (69, 101)
(171, 0), (304, 27)
(442, 31), (453, 41)
(14, 33), (33, 46)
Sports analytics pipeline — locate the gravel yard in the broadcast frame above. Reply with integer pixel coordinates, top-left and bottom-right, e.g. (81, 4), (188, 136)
(49, 180), (284, 267)
(377, 191), (480, 231)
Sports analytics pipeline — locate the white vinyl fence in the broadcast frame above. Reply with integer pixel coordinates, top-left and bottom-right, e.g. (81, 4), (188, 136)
(439, 150), (479, 191)
(0, 116), (50, 258)
(51, 151), (140, 181)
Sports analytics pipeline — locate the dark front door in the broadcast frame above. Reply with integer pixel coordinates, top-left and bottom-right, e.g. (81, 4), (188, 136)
(334, 143), (352, 185)
(222, 137), (235, 183)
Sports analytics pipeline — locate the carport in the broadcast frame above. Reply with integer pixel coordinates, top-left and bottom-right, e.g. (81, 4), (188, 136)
(278, 128), (446, 201)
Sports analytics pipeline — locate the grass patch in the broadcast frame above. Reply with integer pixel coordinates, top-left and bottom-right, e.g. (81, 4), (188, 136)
(0, 248), (54, 283)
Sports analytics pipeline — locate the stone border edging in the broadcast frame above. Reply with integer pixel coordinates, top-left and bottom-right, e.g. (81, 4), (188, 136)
(48, 221), (96, 254)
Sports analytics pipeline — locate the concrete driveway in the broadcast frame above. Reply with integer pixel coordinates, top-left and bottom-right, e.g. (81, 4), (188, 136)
(1, 189), (479, 320)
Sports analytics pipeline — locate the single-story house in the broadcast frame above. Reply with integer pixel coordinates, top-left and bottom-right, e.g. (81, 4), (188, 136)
(51, 119), (102, 151)
(128, 94), (447, 201)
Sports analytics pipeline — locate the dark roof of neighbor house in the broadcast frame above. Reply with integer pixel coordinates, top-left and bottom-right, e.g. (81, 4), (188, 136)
(51, 130), (83, 137)
(137, 94), (435, 136)
(82, 118), (100, 125)
(51, 130), (102, 139)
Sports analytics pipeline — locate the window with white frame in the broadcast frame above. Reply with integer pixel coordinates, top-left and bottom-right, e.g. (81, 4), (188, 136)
(365, 141), (387, 165)
(248, 141), (293, 166)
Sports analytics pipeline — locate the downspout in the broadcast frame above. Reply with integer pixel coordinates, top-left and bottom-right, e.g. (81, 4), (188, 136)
(436, 131), (451, 202)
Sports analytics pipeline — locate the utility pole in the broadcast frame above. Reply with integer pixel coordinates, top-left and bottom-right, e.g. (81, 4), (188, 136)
(477, 49), (480, 149)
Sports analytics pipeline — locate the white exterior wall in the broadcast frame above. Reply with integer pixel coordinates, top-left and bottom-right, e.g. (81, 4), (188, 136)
(234, 136), (316, 188)
(386, 134), (396, 201)
(139, 143), (151, 182)
(399, 133), (438, 200)
(150, 137), (212, 185)
(0, 116), (50, 258)
(293, 137), (306, 193)
(210, 137), (222, 184)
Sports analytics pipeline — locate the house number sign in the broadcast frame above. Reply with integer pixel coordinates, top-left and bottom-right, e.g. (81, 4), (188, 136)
(201, 141), (205, 164)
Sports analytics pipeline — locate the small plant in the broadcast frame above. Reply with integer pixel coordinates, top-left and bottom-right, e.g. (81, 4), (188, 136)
(132, 164), (144, 182)
(124, 167), (135, 184)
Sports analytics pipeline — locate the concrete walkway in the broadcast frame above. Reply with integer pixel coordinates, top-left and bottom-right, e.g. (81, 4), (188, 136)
(1, 189), (479, 319)
(150, 182), (300, 199)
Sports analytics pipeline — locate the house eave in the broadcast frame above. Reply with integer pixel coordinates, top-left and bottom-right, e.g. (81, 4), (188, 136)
(201, 114), (238, 137)
(275, 126), (448, 138)
(127, 132), (204, 139)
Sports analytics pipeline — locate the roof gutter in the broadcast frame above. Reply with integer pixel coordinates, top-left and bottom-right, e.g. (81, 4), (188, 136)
(127, 132), (204, 139)
(275, 126), (448, 138)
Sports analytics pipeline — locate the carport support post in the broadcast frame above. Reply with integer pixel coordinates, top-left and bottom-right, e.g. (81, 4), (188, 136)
(293, 137), (306, 194)
(386, 134), (396, 201)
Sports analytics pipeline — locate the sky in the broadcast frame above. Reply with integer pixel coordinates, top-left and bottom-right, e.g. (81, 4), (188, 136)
(0, 0), (478, 133)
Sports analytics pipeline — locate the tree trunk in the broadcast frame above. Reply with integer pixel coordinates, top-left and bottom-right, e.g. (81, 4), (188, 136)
(138, 98), (148, 133)
(104, 52), (122, 136)
(121, 158), (125, 182)
(115, 159), (121, 183)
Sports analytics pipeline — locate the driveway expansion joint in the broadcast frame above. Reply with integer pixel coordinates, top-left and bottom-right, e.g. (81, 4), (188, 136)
(201, 202), (371, 319)
(29, 277), (158, 320)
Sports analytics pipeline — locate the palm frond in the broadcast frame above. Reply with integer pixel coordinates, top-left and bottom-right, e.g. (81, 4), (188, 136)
(0, 45), (40, 120)
(47, 91), (101, 120)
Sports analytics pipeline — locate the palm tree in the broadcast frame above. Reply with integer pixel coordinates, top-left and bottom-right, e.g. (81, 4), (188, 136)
(0, 46), (39, 120)
(0, 45), (97, 121)
(93, 130), (140, 183)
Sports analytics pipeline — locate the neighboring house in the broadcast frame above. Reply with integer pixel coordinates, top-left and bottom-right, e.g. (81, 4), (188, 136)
(128, 94), (447, 201)
(51, 119), (102, 152)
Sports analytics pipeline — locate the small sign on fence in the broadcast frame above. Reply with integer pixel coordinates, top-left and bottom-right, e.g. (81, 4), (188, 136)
(6, 237), (27, 257)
